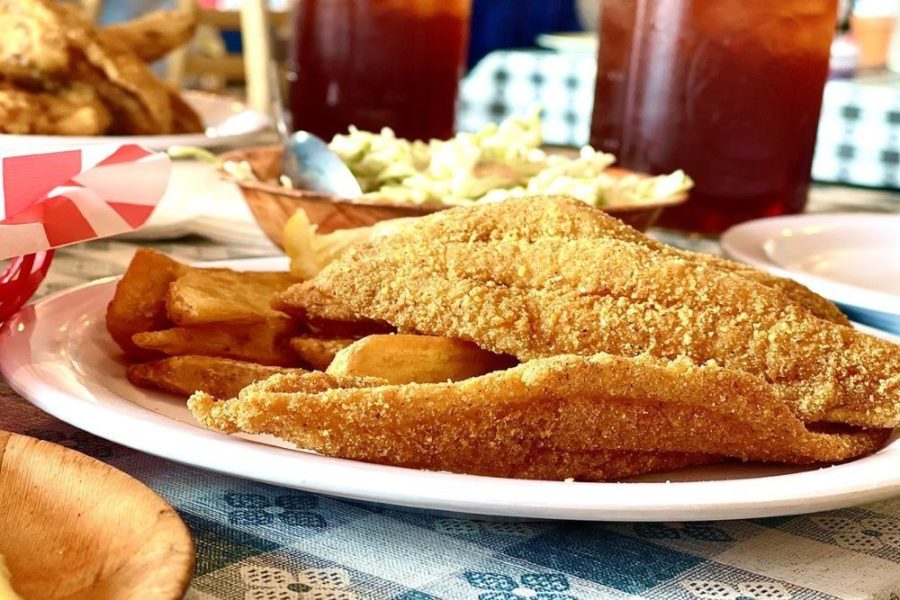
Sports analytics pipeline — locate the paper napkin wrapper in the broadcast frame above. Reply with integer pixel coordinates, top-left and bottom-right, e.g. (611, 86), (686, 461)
(0, 144), (171, 261)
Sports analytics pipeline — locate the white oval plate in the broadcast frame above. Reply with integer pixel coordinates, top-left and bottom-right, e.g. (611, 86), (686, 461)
(0, 91), (271, 152)
(1, 257), (899, 522)
(722, 213), (900, 318)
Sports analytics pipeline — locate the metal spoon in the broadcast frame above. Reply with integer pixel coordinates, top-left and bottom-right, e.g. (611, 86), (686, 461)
(269, 63), (362, 198)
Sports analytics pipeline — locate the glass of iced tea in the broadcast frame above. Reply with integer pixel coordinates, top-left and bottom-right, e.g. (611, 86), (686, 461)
(287, 0), (471, 142)
(590, 0), (838, 233)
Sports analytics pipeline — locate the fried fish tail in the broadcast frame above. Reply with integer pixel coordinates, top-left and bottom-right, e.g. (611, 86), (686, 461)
(98, 9), (196, 63)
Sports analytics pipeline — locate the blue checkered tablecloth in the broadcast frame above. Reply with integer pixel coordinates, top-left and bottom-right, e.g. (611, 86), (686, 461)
(458, 49), (900, 190)
(2, 179), (900, 599)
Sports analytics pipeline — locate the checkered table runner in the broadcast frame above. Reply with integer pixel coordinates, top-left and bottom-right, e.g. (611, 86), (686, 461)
(2, 182), (900, 599)
(458, 50), (900, 190)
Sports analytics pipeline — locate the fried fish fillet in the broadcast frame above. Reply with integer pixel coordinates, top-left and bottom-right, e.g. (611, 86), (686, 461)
(98, 9), (196, 63)
(70, 38), (174, 135)
(189, 368), (720, 481)
(0, 83), (111, 135)
(189, 354), (888, 477)
(284, 197), (900, 427)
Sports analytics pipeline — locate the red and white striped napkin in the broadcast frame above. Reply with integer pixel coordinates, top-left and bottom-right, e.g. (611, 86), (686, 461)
(0, 144), (171, 261)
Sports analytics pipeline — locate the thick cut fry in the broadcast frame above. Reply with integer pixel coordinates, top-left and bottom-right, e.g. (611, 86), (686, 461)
(283, 209), (416, 279)
(98, 9), (196, 63)
(106, 248), (187, 359)
(167, 269), (299, 325)
(132, 319), (303, 366)
(189, 354), (889, 473)
(127, 356), (301, 399)
(326, 334), (517, 384)
(295, 197), (899, 427)
(289, 337), (355, 370)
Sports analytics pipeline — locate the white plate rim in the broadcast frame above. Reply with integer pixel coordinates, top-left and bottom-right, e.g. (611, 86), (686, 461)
(1, 257), (899, 522)
(0, 90), (271, 152)
(721, 213), (900, 317)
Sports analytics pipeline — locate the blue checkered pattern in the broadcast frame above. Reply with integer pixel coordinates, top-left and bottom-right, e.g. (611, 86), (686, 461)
(458, 49), (900, 190)
(4, 389), (900, 599)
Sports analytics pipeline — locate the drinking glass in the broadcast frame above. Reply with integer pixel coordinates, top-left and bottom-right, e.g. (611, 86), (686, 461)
(288, 0), (472, 142)
(590, 0), (838, 233)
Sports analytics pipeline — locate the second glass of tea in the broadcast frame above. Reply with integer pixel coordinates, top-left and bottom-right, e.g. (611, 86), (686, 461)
(288, 0), (471, 142)
(591, 0), (838, 233)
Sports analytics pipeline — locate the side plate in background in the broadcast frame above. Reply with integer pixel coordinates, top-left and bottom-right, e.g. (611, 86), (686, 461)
(722, 213), (900, 333)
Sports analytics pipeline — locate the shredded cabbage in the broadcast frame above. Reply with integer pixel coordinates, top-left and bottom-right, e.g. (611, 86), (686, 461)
(327, 108), (693, 207)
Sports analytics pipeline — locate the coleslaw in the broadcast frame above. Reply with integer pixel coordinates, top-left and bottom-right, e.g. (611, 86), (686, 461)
(327, 107), (693, 206)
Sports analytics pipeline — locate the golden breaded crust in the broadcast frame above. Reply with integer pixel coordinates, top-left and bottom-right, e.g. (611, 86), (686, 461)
(292, 197), (899, 427)
(189, 354), (888, 474)
(424, 195), (848, 324)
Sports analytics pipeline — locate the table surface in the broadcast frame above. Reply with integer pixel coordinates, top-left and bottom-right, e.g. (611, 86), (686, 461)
(2, 170), (900, 600)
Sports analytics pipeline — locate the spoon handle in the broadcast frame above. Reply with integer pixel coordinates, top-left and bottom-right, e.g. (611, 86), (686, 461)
(269, 60), (292, 142)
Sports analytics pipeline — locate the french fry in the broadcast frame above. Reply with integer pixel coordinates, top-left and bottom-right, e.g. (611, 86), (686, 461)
(98, 9), (197, 64)
(106, 248), (187, 358)
(326, 334), (516, 384)
(289, 337), (356, 370)
(127, 355), (300, 398)
(132, 318), (302, 366)
(282, 208), (416, 279)
(166, 269), (299, 325)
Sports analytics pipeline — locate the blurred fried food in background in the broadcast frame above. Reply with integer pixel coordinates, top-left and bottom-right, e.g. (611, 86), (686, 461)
(0, 82), (111, 135)
(0, 0), (201, 136)
(98, 9), (197, 63)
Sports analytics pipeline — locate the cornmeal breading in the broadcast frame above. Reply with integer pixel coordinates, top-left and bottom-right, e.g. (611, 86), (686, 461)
(189, 354), (887, 482)
(282, 197), (899, 427)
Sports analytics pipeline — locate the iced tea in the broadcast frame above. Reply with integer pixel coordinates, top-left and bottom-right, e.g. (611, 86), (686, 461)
(288, 0), (471, 142)
(590, 0), (838, 233)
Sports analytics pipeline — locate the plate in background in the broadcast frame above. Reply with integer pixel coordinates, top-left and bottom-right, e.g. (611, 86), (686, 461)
(722, 213), (900, 331)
